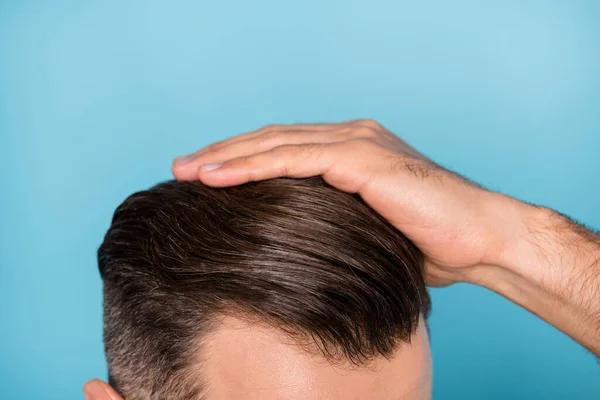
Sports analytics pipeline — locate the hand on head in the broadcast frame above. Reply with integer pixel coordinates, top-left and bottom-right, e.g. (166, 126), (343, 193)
(171, 119), (513, 287)
(170, 119), (600, 355)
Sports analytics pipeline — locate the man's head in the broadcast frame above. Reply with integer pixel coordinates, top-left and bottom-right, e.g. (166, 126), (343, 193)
(98, 177), (432, 399)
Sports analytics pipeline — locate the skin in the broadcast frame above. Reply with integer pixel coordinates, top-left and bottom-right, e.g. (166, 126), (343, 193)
(202, 316), (431, 400)
(84, 119), (600, 399)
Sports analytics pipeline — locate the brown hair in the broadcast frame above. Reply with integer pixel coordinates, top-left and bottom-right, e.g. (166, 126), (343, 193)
(98, 177), (430, 399)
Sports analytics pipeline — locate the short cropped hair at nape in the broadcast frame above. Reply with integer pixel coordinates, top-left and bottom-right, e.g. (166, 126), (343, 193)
(98, 177), (431, 399)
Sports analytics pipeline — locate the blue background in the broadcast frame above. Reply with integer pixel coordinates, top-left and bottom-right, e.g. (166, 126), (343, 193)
(1, 1), (599, 399)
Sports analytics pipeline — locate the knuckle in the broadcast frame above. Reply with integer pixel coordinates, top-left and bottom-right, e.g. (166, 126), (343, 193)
(356, 118), (381, 129)
(245, 167), (258, 182)
(201, 143), (214, 151)
(263, 149), (290, 176)
(279, 162), (290, 176)
(259, 123), (284, 133)
(200, 143), (220, 153)
(352, 126), (378, 138)
(203, 141), (232, 156)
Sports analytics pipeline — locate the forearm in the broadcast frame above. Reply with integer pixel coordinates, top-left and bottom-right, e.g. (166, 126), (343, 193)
(469, 195), (600, 356)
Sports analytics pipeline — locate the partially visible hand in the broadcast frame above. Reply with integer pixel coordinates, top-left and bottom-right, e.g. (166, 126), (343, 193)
(172, 120), (520, 286)
(83, 379), (123, 400)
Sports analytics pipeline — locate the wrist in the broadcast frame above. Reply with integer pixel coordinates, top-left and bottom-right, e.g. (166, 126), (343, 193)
(474, 192), (539, 273)
(464, 193), (585, 285)
(493, 199), (553, 279)
(456, 191), (534, 287)
(466, 195), (600, 354)
(495, 200), (600, 284)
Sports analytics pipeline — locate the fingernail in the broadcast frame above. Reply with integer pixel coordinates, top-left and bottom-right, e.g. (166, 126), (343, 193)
(202, 162), (223, 172)
(175, 154), (195, 164)
(83, 381), (107, 399)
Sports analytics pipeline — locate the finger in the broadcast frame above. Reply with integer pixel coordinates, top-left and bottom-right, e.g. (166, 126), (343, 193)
(172, 119), (379, 173)
(83, 379), (123, 400)
(197, 139), (375, 193)
(197, 120), (383, 156)
(172, 128), (359, 181)
(186, 123), (336, 159)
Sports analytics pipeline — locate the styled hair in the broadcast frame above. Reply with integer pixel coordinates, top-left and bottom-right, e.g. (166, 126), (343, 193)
(98, 177), (430, 399)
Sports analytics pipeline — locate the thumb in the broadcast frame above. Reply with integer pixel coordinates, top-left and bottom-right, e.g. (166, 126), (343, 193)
(83, 379), (123, 400)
